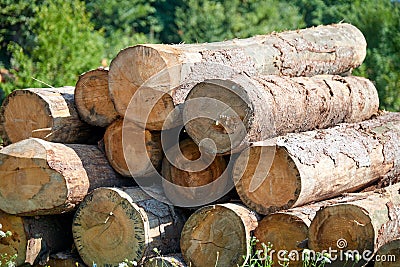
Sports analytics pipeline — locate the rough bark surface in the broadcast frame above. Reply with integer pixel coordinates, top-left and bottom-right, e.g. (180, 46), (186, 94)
(0, 212), (73, 266)
(308, 183), (400, 267)
(72, 187), (185, 266)
(75, 68), (119, 127)
(108, 23), (366, 130)
(161, 139), (227, 204)
(0, 87), (102, 144)
(184, 74), (379, 154)
(143, 254), (187, 267)
(233, 112), (400, 215)
(0, 138), (133, 215)
(103, 118), (163, 177)
(180, 203), (258, 267)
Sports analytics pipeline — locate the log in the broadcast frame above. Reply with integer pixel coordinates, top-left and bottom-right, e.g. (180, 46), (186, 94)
(374, 238), (400, 266)
(72, 187), (185, 266)
(0, 212), (73, 266)
(233, 112), (400, 215)
(308, 183), (400, 267)
(161, 139), (228, 205)
(0, 87), (103, 144)
(184, 74), (379, 154)
(108, 23), (366, 130)
(180, 203), (258, 267)
(34, 252), (86, 267)
(75, 68), (119, 127)
(253, 204), (322, 266)
(103, 118), (163, 177)
(143, 254), (187, 267)
(0, 138), (133, 215)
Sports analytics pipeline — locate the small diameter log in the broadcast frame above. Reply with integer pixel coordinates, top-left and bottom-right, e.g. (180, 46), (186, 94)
(180, 203), (258, 267)
(75, 68), (119, 127)
(254, 204), (322, 266)
(0, 212), (73, 266)
(72, 187), (185, 266)
(161, 139), (227, 205)
(143, 254), (187, 267)
(374, 238), (400, 266)
(109, 23), (366, 130)
(0, 138), (133, 215)
(233, 112), (400, 215)
(308, 184), (400, 267)
(0, 87), (102, 144)
(184, 74), (379, 154)
(104, 118), (163, 177)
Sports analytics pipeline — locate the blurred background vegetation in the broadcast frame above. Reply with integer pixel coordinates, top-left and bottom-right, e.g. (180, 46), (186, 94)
(0, 0), (399, 111)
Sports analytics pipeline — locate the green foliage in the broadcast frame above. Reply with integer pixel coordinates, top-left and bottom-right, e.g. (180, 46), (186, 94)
(175, 0), (304, 43)
(84, 0), (160, 59)
(5, 0), (104, 90)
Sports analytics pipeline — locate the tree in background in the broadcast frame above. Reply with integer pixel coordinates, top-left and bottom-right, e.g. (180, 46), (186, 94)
(84, 0), (160, 60)
(4, 0), (103, 91)
(174, 0), (304, 43)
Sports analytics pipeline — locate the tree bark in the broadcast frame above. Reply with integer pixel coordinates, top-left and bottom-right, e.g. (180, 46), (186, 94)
(308, 183), (400, 267)
(0, 138), (133, 215)
(103, 118), (163, 177)
(108, 23), (366, 130)
(184, 74), (379, 154)
(143, 254), (187, 267)
(180, 203), (259, 267)
(374, 238), (400, 267)
(75, 68), (119, 127)
(72, 187), (186, 266)
(0, 87), (103, 145)
(233, 112), (400, 215)
(161, 139), (228, 205)
(0, 212), (73, 266)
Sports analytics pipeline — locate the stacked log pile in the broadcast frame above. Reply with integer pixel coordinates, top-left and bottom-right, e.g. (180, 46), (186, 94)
(0, 23), (399, 267)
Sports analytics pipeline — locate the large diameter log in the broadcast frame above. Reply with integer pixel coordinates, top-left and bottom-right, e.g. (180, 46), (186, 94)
(0, 138), (133, 215)
(109, 23), (366, 130)
(0, 87), (102, 144)
(374, 238), (400, 266)
(253, 204), (322, 266)
(104, 118), (163, 177)
(308, 184), (400, 267)
(72, 187), (185, 266)
(75, 68), (119, 127)
(0, 212), (73, 266)
(161, 139), (228, 205)
(233, 112), (400, 215)
(184, 74), (379, 154)
(180, 203), (258, 267)
(143, 254), (187, 267)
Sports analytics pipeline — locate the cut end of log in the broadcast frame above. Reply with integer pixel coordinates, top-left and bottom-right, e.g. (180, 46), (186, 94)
(1, 89), (54, 143)
(108, 44), (179, 118)
(374, 238), (400, 267)
(254, 213), (308, 265)
(0, 138), (69, 214)
(234, 146), (301, 215)
(308, 204), (374, 266)
(180, 204), (257, 267)
(161, 139), (228, 205)
(0, 212), (27, 266)
(104, 118), (163, 177)
(184, 79), (253, 154)
(75, 68), (118, 127)
(72, 187), (148, 266)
